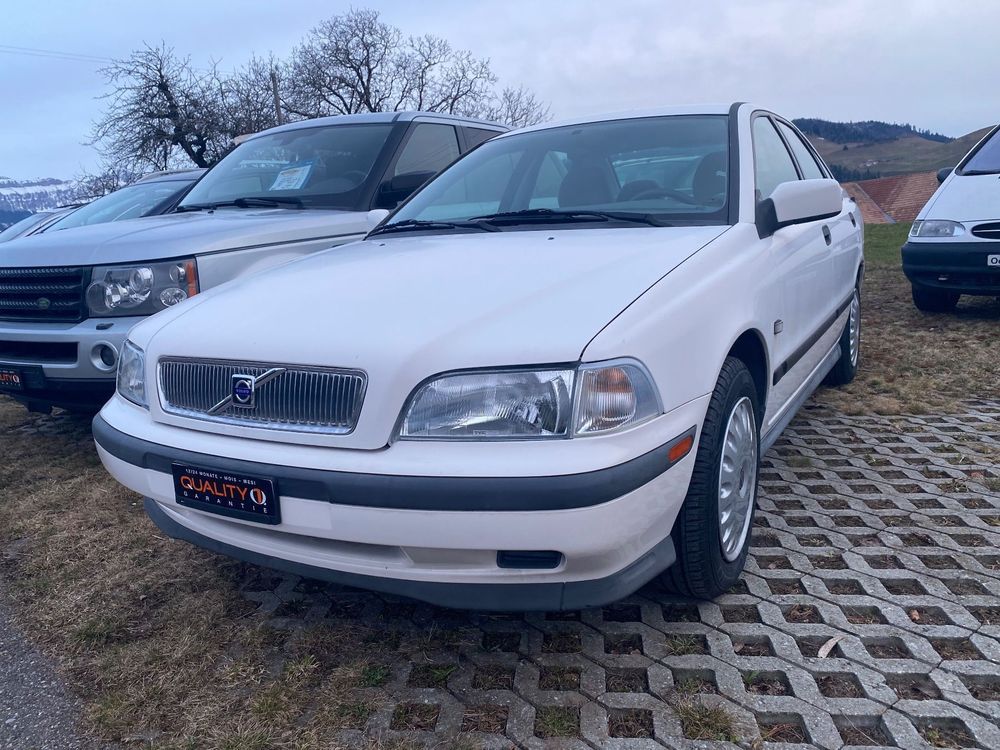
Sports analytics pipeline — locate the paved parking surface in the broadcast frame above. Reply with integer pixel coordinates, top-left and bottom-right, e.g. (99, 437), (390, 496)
(225, 400), (1000, 749)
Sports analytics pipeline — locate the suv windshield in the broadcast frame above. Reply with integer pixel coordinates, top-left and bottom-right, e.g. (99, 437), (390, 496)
(49, 180), (192, 232)
(961, 127), (1000, 175)
(180, 123), (394, 211)
(381, 115), (730, 232)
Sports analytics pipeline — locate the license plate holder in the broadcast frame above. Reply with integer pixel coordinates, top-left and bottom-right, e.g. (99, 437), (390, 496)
(171, 463), (280, 525)
(0, 367), (24, 391)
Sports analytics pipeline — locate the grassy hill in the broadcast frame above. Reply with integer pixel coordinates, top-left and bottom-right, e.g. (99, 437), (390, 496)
(797, 122), (993, 180)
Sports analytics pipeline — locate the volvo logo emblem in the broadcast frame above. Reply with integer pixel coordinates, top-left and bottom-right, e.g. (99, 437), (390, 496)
(37, 297), (51, 310)
(232, 376), (255, 406)
(207, 367), (287, 415)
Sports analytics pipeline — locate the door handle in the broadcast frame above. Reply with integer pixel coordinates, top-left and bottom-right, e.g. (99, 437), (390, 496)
(822, 225), (832, 246)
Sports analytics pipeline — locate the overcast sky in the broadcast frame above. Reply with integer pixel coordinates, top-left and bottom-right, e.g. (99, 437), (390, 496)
(2, 0), (997, 178)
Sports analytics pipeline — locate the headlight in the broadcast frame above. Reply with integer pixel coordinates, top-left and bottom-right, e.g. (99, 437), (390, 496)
(116, 340), (146, 407)
(87, 259), (198, 317)
(910, 220), (965, 238)
(400, 369), (575, 439)
(397, 360), (661, 440)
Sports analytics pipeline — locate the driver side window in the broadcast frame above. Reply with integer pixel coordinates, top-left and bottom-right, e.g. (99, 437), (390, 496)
(394, 124), (460, 178)
(752, 117), (799, 200)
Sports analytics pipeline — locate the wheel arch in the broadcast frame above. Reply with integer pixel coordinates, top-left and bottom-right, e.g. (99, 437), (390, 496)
(725, 329), (769, 417)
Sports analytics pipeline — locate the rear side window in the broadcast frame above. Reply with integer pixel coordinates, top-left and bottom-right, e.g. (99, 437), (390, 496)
(394, 124), (460, 177)
(752, 117), (799, 199)
(962, 128), (1000, 174)
(464, 127), (502, 150)
(777, 122), (826, 179)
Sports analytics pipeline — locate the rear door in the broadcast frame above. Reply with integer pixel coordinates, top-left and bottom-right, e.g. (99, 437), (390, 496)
(751, 115), (834, 426)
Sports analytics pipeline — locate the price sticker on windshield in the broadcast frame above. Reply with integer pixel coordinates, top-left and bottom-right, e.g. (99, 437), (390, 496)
(269, 162), (313, 191)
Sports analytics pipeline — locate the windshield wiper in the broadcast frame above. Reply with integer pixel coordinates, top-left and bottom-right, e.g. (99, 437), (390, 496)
(369, 218), (499, 236)
(960, 169), (1000, 176)
(175, 196), (304, 212)
(467, 208), (672, 227)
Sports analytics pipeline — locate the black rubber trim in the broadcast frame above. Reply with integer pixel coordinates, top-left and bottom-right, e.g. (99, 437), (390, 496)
(94, 416), (697, 512)
(902, 240), (1000, 294)
(772, 293), (853, 386)
(144, 497), (676, 611)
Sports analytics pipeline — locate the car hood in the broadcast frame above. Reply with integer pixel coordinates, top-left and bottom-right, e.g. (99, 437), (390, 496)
(921, 173), (1000, 223)
(0, 208), (372, 267)
(141, 225), (728, 446)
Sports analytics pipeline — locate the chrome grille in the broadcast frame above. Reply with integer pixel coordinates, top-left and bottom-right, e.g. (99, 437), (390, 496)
(158, 358), (366, 434)
(0, 266), (87, 322)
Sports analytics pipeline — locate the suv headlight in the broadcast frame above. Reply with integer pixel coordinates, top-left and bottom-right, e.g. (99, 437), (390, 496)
(397, 360), (660, 440)
(116, 340), (146, 407)
(87, 259), (199, 317)
(910, 220), (965, 238)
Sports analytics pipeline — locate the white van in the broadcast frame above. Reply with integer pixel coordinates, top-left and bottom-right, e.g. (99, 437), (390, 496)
(903, 124), (1000, 311)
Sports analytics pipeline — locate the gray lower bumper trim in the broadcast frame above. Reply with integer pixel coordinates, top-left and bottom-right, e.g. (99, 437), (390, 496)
(144, 497), (676, 611)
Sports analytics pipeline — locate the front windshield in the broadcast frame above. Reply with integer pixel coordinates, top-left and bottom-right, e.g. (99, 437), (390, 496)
(50, 180), (190, 232)
(180, 123), (394, 210)
(384, 115), (730, 230)
(961, 127), (1000, 175)
(0, 212), (53, 242)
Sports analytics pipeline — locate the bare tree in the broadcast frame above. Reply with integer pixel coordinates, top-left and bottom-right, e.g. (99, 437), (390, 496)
(91, 44), (224, 171)
(282, 9), (547, 126)
(74, 161), (141, 200)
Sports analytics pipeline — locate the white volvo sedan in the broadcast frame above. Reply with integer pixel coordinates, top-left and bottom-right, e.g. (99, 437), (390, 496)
(94, 104), (864, 610)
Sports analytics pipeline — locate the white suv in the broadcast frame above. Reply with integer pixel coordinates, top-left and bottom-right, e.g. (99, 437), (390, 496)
(94, 104), (863, 609)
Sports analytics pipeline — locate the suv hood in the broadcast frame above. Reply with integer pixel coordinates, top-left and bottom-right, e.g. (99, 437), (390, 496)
(141, 225), (728, 447)
(921, 173), (1000, 223)
(0, 208), (372, 267)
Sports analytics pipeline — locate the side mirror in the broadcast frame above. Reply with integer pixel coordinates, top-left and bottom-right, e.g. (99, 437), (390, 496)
(756, 178), (843, 239)
(937, 167), (952, 184)
(376, 170), (436, 209)
(366, 208), (390, 228)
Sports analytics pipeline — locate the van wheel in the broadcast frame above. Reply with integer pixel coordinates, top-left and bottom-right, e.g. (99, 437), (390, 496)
(824, 288), (861, 386)
(912, 285), (959, 312)
(660, 357), (759, 599)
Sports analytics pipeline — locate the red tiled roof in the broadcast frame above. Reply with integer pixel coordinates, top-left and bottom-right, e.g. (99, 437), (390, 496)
(841, 182), (893, 225)
(856, 171), (939, 223)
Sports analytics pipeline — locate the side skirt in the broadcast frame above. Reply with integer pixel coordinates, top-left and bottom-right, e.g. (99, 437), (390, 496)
(761, 342), (840, 454)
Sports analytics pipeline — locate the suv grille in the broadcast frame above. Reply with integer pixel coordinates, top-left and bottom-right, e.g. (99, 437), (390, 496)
(158, 358), (367, 434)
(0, 267), (88, 322)
(971, 222), (1000, 240)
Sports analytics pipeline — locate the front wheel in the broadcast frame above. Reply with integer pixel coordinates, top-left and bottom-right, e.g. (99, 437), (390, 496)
(660, 357), (760, 599)
(912, 285), (959, 313)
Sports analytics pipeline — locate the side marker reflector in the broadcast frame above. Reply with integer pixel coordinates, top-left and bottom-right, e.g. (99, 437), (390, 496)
(668, 434), (695, 464)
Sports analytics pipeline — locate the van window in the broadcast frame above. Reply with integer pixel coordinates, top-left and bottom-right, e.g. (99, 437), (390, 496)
(962, 129), (1000, 175)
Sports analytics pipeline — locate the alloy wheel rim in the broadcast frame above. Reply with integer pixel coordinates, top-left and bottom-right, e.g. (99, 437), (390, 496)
(849, 293), (860, 367)
(718, 396), (757, 562)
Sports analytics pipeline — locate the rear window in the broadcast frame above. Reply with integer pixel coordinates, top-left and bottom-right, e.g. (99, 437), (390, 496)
(961, 128), (1000, 175)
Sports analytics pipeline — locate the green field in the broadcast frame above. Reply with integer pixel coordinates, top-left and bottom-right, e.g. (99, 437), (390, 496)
(863, 223), (910, 268)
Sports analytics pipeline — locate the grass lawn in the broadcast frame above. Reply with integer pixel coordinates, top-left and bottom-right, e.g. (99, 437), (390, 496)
(0, 223), (997, 749)
(814, 222), (1000, 414)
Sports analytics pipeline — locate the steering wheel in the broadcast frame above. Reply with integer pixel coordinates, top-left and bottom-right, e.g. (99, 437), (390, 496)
(340, 170), (368, 187)
(626, 186), (702, 205)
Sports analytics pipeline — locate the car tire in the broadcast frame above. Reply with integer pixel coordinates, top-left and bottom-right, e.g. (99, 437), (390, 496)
(912, 285), (959, 313)
(660, 356), (760, 599)
(824, 287), (861, 387)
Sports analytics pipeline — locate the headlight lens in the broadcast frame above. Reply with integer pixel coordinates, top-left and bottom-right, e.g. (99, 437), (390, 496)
(116, 340), (146, 407)
(398, 360), (661, 440)
(910, 220), (965, 238)
(87, 259), (199, 317)
(400, 369), (575, 439)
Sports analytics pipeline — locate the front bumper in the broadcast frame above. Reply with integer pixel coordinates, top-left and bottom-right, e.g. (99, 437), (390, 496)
(0, 316), (143, 409)
(901, 240), (1000, 295)
(93, 396), (706, 610)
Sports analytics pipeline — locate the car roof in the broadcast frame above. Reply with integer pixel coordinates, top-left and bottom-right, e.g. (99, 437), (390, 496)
(250, 111), (509, 141)
(494, 103), (743, 139)
(135, 168), (207, 184)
